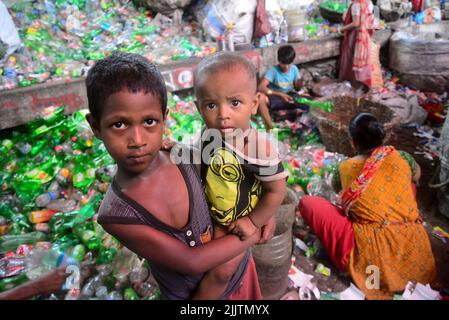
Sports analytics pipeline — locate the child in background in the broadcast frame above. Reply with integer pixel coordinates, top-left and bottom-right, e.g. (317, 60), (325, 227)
(258, 45), (308, 121)
(191, 51), (288, 299)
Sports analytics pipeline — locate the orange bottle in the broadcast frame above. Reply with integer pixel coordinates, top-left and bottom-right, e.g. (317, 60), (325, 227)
(28, 210), (58, 224)
(0, 224), (9, 236)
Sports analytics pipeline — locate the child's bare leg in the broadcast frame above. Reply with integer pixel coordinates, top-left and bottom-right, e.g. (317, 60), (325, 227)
(191, 224), (245, 300)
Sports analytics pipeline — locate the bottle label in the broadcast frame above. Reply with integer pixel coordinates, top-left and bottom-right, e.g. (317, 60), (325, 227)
(56, 253), (66, 268)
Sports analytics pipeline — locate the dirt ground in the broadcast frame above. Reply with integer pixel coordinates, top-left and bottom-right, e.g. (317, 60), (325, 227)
(287, 125), (449, 299)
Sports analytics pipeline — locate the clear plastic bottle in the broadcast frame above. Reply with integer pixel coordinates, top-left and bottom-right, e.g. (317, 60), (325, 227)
(216, 36), (226, 51)
(35, 191), (60, 207)
(280, 18), (289, 43)
(25, 247), (77, 280)
(129, 266), (149, 284)
(55, 167), (71, 186)
(106, 291), (123, 300)
(95, 285), (108, 299)
(85, 0), (98, 19)
(47, 199), (77, 212)
(225, 23), (235, 51)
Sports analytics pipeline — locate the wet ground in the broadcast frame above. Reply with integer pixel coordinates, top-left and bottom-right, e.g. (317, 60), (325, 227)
(285, 125), (449, 299)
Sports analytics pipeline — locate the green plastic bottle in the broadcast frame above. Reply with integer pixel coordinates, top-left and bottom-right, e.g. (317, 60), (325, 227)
(0, 274), (29, 292)
(73, 223), (100, 251)
(0, 231), (47, 253)
(48, 210), (80, 239)
(124, 287), (140, 300)
(70, 244), (86, 263)
(295, 97), (334, 113)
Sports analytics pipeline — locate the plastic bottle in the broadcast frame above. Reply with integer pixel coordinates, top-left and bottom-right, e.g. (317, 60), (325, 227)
(0, 231), (47, 253)
(225, 23), (235, 51)
(73, 224), (100, 251)
(294, 97), (334, 112)
(55, 167), (71, 186)
(280, 18), (289, 43)
(95, 285), (108, 299)
(0, 274), (29, 292)
(106, 291), (123, 300)
(47, 199), (78, 213)
(35, 191), (60, 207)
(216, 36), (226, 51)
(33, 223), (50, 233)
(135, 281), (160, 299)
(28, 209), (59, 224)
(129, 265), (149, 284)
(124, 287), (140, 300)
(25, 247), (77, 280)
(69, 244), (86, 263)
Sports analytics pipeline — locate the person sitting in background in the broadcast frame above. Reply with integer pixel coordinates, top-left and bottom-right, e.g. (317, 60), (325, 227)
(258, 45), (308, 122)
(299, 113), (436, 299)
(0, 268), (68, 300)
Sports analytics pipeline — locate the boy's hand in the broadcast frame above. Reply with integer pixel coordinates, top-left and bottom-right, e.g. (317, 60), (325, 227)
(227, 216), (259, 241)
(258, 216), (276, 244)
(31, 268), (69, 296)
(280, 93), (294, 103)
(161, 138), (177, 151)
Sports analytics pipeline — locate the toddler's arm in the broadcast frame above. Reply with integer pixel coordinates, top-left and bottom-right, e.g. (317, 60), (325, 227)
(228, 179), (286, 240)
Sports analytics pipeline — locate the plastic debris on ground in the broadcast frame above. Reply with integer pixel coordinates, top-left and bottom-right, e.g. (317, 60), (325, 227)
(401, 281), (442, 300)
(287, 258), (321, 300)
(314, 263), (331, 277)
(432, 226), (449, 243)
(282, 144), (346, 204)
(0, 0), (216, 91)
(337, 282), (365, 300)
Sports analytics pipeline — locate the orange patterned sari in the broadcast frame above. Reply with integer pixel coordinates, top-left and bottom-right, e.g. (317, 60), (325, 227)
(339, 149), (436, 299)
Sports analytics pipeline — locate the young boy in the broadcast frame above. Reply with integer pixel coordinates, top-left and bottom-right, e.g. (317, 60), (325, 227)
(86, 52), (266, 300)
(258, 45), (308, 121)
(191, 52), (288, 299)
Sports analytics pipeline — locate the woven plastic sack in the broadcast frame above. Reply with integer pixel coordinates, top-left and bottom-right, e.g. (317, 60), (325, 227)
(199, 0), (257, 44)
(0, 1), (20, 64)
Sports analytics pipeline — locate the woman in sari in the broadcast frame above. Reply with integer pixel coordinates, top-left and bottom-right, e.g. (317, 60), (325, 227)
(332, 0), (376, 88)
(299, 113), (436, 299)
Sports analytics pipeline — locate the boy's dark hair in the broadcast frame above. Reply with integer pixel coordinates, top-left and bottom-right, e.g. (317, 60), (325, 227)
(194, 51), (257, 95)
(349, 113), (385, 152)
(277, 45), (296, 64)
(85, 52), (167, 121)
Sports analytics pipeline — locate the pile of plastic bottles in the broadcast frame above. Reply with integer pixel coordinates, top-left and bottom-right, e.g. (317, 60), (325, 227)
(320, 0), (350, 14)
(0, 103), (160, 299)
(165, 93), (204, 144)
(283, 144), (346, 204)
(0, 0), (216, 91)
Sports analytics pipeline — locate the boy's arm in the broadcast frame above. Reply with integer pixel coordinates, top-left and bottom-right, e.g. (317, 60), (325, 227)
(102, 222), (259, 275)
(0, 269), (68, 300)
(259, 78), (293, 103)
